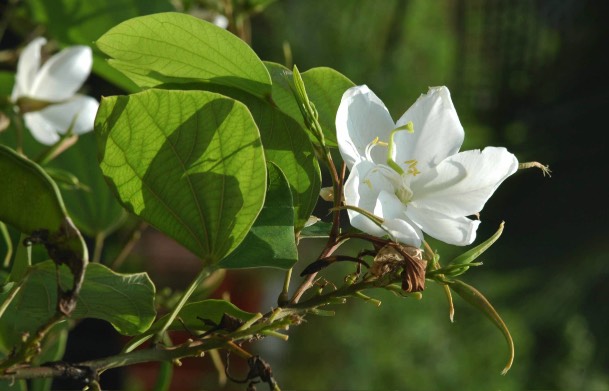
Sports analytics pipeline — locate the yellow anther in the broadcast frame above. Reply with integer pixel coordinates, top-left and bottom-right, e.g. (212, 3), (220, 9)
(403, 159), (421, 176)
(363, 179), (373, 189)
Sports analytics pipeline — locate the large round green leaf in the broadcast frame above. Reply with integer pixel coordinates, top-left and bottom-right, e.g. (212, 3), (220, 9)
(27, 0), (174, 92)
(95, 89), (266, 264)
(165, 82), (321, 232)
(96, 12), (272, 98)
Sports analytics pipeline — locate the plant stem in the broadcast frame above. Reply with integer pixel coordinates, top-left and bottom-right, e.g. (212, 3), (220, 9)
(92, 232), (105, 264)
(110, 221), (147, 269)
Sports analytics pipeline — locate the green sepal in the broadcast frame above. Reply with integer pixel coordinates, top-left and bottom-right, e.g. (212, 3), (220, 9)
(446, 279), (514, 375)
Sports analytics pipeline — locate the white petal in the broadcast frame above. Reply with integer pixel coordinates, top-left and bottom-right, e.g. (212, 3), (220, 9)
(213, 15), (229, 29)
(35, 96), (99, 136)
(336, 85), (396, 169)
(411, 147), (518, 217)
(393, 86), (464, 172)
(24, 111), (60, 145)
(11, 37), (47, 101)
(407, 206), (480, 246)
(344, 160), (394, 237)
(374, 190), (423, 247)
(30, 45), (93, 101)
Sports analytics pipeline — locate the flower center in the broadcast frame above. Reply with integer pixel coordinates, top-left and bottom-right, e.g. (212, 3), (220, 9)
(396, 185), (413, 204)
(363, 122), (421, 206)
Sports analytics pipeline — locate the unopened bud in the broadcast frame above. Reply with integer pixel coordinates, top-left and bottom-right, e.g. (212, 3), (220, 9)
(319, 186), (333, 201)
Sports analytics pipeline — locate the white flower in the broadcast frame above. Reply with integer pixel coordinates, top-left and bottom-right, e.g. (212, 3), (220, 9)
(337, 85), (518, 247)
(11, 37), (99, 145)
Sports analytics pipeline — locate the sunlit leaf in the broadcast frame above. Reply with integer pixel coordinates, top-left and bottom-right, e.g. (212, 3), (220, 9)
(265, 62), (355, 147)
(161, 82), (321, 232)
(95, 89), (266, 264)
(96, 12), (272, 98)
(27, 0), (174, 92)
(220, 163), (297, 269)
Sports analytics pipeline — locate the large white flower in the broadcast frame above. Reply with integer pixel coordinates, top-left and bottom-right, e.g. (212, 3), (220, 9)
(11, 37), (99, 145)
(337, 85), (518, 247)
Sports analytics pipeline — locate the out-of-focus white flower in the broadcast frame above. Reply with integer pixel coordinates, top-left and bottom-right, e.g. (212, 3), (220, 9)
(337, 85), (518, 247)
(11, 37), (99, 145)
(212, 14), (229, 29)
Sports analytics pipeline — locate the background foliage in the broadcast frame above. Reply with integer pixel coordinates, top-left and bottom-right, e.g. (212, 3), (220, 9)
(1, 0), (608, 390)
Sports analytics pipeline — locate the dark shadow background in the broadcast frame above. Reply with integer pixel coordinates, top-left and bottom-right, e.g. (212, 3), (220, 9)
(250, 1), (609, 390)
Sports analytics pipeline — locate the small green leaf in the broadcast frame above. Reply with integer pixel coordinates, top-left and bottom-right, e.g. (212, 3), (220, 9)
(299, 219), (333, 238)
(96, 12), (272, 98)
(0, 146), (87, 306)
(48, 132), (126, 237)
(0, 145), (67, 234)
(0, 261), (156, 355)
(447, 279), (515, 375)
(220, 163), (297, 269)
(265, 63), (355, 147)
(95, 89), (266, 264)
(447, 222), (505, 276)
(145, 299), (253, 335)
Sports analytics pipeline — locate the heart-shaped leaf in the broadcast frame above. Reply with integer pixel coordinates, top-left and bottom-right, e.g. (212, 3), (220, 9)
(96, 12), (272, 98)
(162, 82), (321, 232)
(95, 89), (266, 264)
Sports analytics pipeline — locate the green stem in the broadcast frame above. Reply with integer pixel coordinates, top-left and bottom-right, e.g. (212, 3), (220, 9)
(0, 278), (23, 320)
(124, 263), (218, 352)
(1, 222), (12, 268)
(156, 264), (218, 338)
(152, 361), (173, 391)
(92, 232), (105, 264)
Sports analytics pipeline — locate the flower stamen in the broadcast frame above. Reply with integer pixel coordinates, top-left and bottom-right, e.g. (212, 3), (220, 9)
(364, 136), (388, 162)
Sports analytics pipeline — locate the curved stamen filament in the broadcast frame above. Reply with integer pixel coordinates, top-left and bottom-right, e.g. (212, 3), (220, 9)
(364, 136), (388, 162)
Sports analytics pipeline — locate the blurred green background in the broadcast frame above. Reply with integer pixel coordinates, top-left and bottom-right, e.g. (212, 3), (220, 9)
(1, 0), (608, 390)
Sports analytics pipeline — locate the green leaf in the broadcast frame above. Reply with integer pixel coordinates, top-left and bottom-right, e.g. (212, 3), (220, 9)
(0, 261), (156, 354)
(299, 219), (333, 238)
(0, 145), (88, 299)
(27, 0), (174, 92)
(145, 299), (253, 336)
(48, 132), (126, 237)
(264, 62), (355, 147)
(220, 163), (297, 269)
(448, 222), (505, 276)
(0, 145), (67, 234)
(95, 89), (266, 264)
(160, 82), (321, 232)
(447, 279), (515, 375)
(96, 12), (272, 98)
